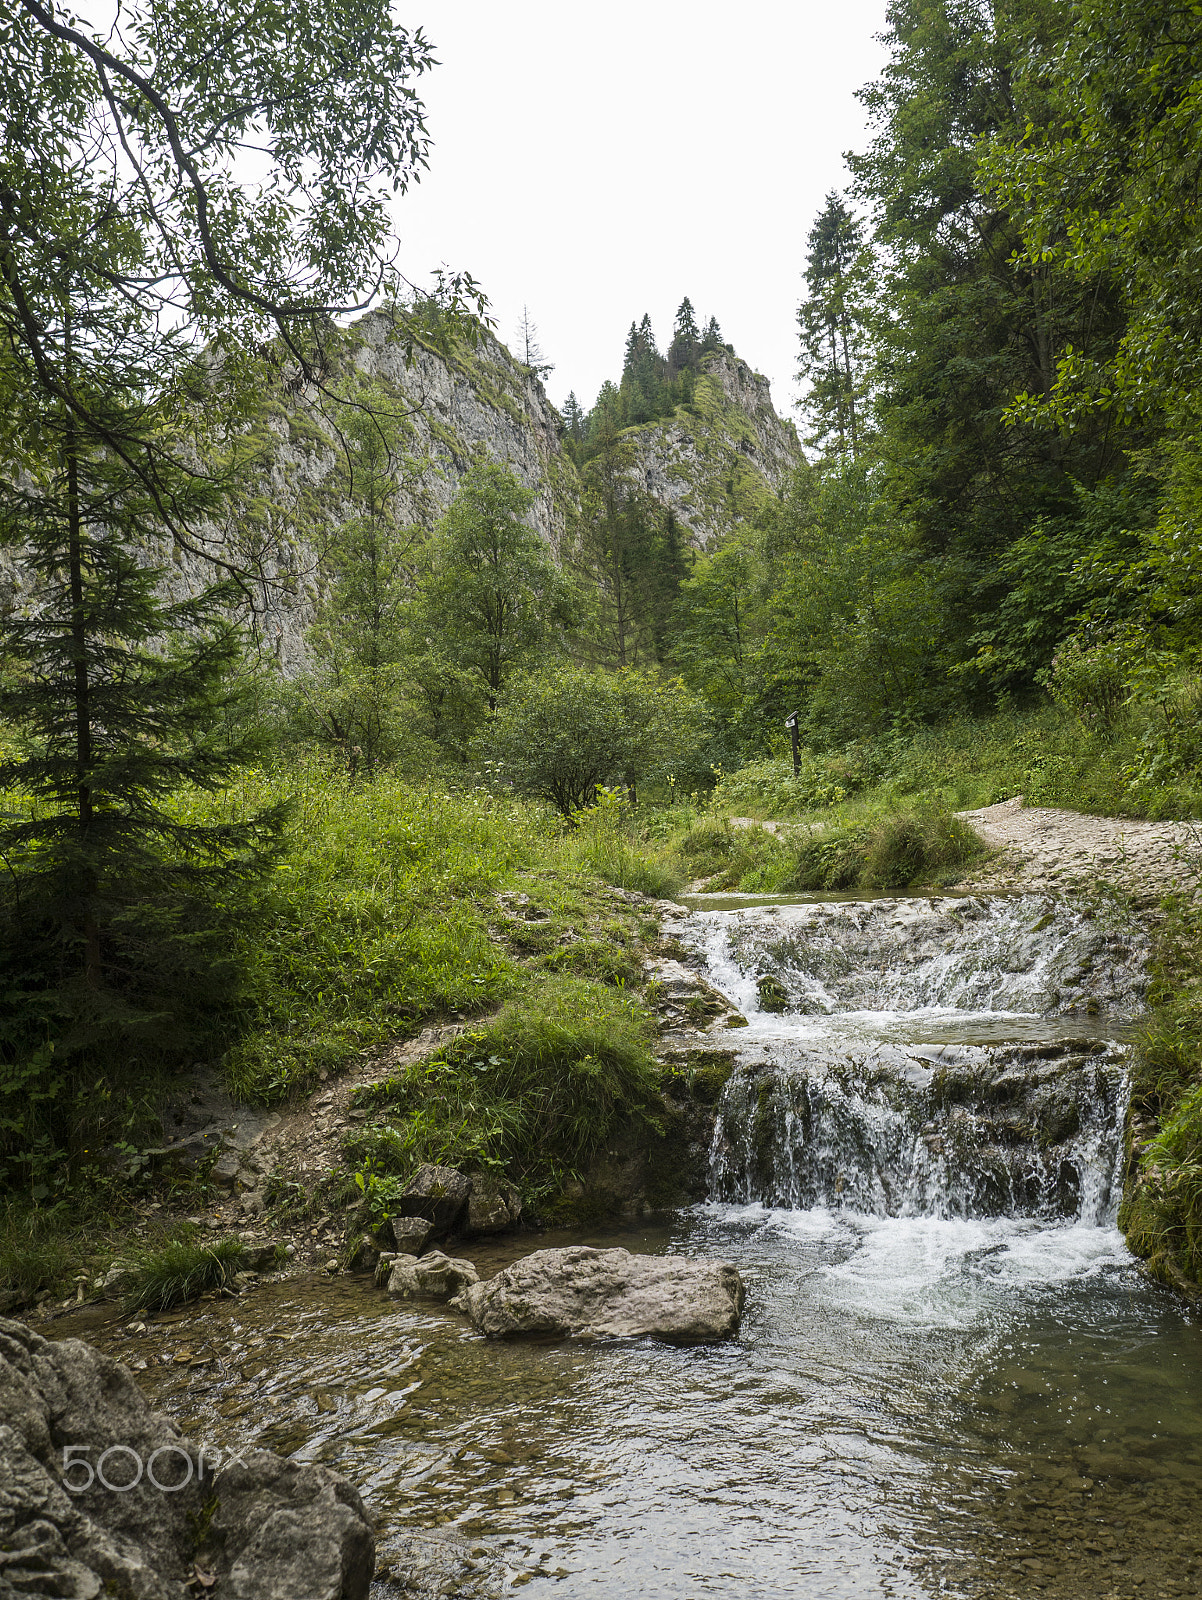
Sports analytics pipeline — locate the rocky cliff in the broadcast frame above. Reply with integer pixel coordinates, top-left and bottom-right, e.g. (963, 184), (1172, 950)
(1, 312), (802, 670)
(625, 350), (802, 548)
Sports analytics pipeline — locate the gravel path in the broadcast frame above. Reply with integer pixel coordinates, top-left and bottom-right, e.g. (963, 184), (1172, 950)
(955, 796), (1200, 902)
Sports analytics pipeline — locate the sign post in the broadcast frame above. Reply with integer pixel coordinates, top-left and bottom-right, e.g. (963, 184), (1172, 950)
(784, 710), (801, 777)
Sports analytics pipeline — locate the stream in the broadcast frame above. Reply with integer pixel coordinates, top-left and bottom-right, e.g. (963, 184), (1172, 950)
(61, 892), (1202, 1599)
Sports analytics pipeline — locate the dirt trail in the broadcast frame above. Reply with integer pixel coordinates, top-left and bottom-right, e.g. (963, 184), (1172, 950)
(955, 796), (1199, 902)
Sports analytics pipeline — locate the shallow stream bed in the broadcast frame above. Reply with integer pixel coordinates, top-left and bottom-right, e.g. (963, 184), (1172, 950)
(55, 892), (1202, 1599)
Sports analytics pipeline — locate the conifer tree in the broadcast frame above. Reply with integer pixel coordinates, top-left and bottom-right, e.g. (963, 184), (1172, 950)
(702, 316), (725, 352)
(562, 391), (586, 443)
(669, 298), (701, 372)
(515, 305), (554, 379)
(796, 191), (873, 459)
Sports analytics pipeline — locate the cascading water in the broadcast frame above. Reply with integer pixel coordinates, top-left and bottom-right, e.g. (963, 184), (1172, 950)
(666, 894), (1145, 1228)
(75, 890), (1202, 1600)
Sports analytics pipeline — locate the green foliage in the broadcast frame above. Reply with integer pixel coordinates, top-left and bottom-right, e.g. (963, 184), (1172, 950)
(349, 977), (660, 1193)
(283, 378), (429, 776)
(1121, 888), (1202, 1293)
(490, 665), (700, 817)
(123, 1236), (245, 1313)
(352, 1160), (408, 1226)
(557, 789), (683, 899)
(416, 463), (578, 710)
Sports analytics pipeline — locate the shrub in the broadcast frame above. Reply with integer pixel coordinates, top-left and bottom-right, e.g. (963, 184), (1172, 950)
(491, 666), (701, 817)
(1047, 633), (1129, 732)
(861, 804), (982, 888)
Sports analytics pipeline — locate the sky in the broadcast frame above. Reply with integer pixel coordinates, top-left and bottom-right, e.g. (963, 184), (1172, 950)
(391, 0), (891, 422)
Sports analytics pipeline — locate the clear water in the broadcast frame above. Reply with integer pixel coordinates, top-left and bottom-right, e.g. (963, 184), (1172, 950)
(57, 892), (1202, 1599)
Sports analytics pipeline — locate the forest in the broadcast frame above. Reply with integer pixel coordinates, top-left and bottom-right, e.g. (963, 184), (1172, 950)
(2, 0), (1201, 1303)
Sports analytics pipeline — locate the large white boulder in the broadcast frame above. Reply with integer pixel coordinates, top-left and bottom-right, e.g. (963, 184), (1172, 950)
(452, 1246), (745, 1343)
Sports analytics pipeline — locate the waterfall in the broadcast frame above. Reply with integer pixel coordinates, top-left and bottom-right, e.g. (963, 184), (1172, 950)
(669, 894), (1143, 1225)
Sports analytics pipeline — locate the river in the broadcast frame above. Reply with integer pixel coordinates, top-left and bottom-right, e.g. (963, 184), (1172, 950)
(59, 892), (1202, 1599)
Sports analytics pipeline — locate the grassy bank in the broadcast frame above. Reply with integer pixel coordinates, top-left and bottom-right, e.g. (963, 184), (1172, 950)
(0, 762), (684, 1304)
(1120, 889), (1202, 1297)
(705, 702), (1202, 826)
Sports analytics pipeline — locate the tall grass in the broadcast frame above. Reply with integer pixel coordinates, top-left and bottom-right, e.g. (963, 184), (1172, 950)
(348, 977), (660, 1191)
(123, 1237), (245, 1312)
(177, 762), (543, 1101)
(555, 789), (682, 899)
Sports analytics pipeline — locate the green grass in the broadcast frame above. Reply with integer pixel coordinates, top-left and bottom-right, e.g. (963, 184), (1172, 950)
(0, 1202), (83, 1302)
(554, 795), (683, 899)
(670, 806), (982, 894)
(348, 976), (660, 1195)
(123, 1237), (246, 1313)
(1119, 888), (1202, 1295)
(709, 702), (1202, 826)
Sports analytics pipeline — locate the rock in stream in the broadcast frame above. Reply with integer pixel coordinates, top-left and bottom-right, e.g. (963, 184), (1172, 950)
(452, 1246), (746, 1342)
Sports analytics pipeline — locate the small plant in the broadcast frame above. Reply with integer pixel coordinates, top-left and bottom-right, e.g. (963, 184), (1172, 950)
(352, 1159), (408, 1225)
(123, 1237), (245, 1313)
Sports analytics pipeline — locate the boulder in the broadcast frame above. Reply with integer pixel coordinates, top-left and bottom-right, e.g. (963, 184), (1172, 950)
(348, 1234), (382, 1274)
(386, 1251), (478, 1301)
(452, 1246), (745, 1343)
(385, 1215), (432, 1255)
(0, 1317), (373, 1599)
(464, 1174), (522, 1236)
(241, 1239), (284, 1273)
(395, 1164), (472, 1235)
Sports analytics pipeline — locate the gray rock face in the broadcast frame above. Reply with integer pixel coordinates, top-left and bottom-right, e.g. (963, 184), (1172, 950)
(464, 1174), (522, 1236)
(397, 1164), (472, 1236)
(452, 1247), (745, 1343)
(386, 1215), (433, 1255)
(0, 1317), (373, 1599)
(386, 1251), (478, 1301)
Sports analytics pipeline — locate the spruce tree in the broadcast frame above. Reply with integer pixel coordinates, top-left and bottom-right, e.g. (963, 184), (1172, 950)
(796, 191), (873, 459)
(0, 361), (282, 1180)
(669, 298), (701, 373)
(702, 316), (725, 352)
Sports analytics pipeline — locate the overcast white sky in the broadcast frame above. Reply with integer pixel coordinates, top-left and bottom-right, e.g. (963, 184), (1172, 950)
(392, 0), (890, 423)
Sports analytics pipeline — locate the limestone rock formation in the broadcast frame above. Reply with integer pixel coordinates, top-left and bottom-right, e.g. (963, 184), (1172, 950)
(451, 1246), (746, 1342)
(0, 313), (802, 670)
(386, 1250), (479, 1301)
(626, 350), (802, 548)
(0, 1316), (373, 1599)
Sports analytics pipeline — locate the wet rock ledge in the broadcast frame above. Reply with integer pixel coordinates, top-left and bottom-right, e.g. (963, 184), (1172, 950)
(0, 1316), (373, 1599)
